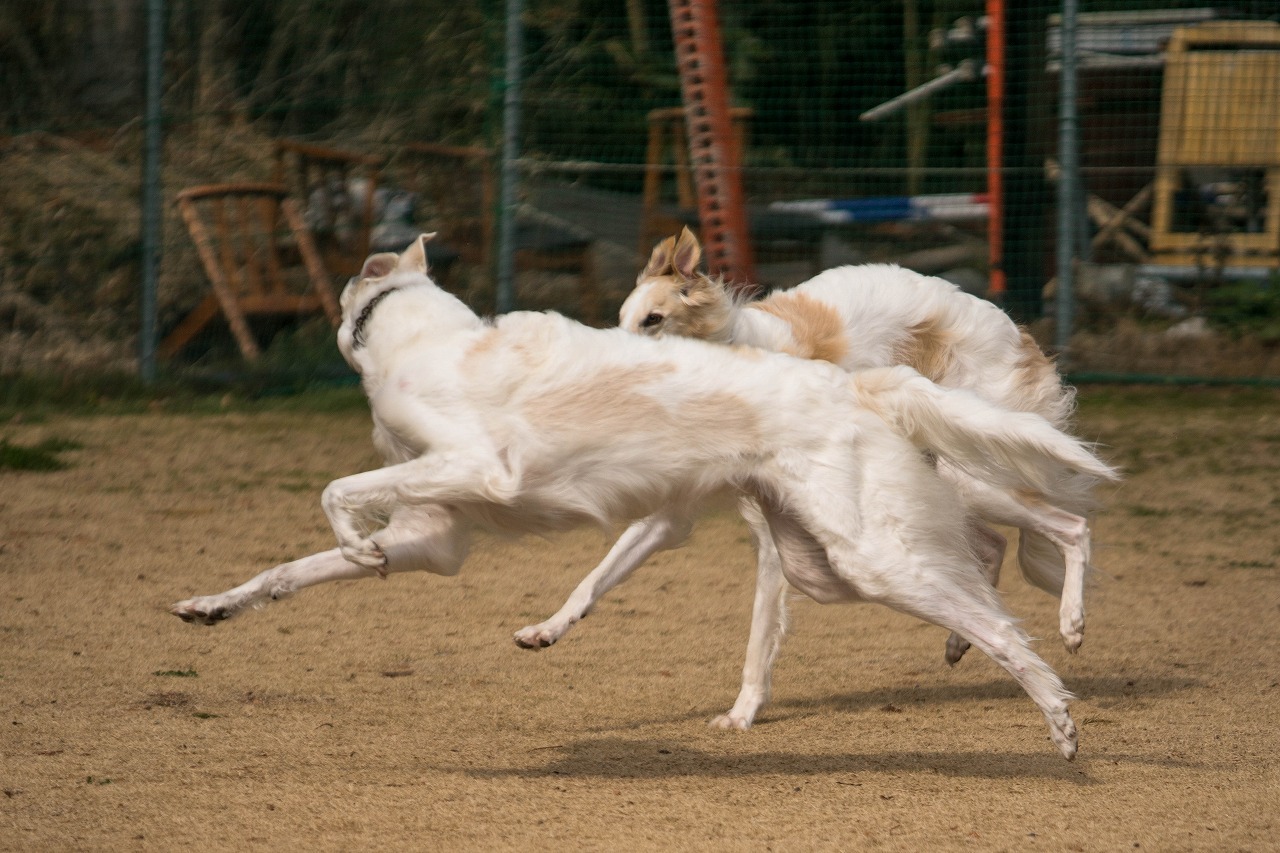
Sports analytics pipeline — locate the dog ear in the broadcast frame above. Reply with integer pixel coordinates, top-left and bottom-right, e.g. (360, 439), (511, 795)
(360, 252), (400, 280)
(672, 226), (702, 280)
(397, 233), (435, 274)
(641, 234), (677, 280)
(679, 272), (720, 305)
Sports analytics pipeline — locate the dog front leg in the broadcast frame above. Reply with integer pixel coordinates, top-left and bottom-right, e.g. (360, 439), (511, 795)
(171, 505), (470, 624)
(171, 548), (384, 625)
(322, 452), (510, 574)
(513, 508), (694, 649)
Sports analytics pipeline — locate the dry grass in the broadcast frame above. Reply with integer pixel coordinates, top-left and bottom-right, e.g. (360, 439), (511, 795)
(1068, 317), (1280, 379)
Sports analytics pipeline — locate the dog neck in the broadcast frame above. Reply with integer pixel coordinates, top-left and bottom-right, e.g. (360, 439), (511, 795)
(351, 287), (398, 350)
(340, 274), (486, 385)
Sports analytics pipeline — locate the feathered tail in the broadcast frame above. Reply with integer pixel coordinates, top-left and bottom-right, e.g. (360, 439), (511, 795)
(851, 365), (1119, 497)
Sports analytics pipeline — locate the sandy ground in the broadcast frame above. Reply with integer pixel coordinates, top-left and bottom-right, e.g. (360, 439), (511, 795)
(2, 386), (1278, 851)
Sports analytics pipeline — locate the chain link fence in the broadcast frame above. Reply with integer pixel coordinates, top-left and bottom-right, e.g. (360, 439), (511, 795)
(2, 1), (1278, 382)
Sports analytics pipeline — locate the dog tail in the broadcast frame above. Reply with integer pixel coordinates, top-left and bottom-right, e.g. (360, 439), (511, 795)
(851, 366), (1119, 495)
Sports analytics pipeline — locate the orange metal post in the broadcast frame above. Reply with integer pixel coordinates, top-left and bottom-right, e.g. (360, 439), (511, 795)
(985, 0), (1006, 299)
(668, 0), (756, 288)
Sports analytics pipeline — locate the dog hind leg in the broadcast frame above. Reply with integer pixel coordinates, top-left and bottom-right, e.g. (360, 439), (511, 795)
(783, 459), (1077, 758)
(1021, 525), (1090, 653)
(942, 603), (1078, 759)
(827, 543), (1078, 760)
(944, 467), (1093, 652)
(944, 521), (1007, 665)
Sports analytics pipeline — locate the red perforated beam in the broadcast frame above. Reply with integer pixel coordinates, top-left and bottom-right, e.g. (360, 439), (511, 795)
(668, 0), (756, 288)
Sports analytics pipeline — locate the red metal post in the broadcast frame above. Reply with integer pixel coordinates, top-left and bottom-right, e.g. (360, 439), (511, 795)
(668, 0), (756, 288)
(985, 0), (1006, 299)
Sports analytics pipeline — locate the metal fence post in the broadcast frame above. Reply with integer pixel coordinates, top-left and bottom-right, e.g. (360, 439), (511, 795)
(140, 0), (165, 381)
(1055, 0), (1079, 361)
(495, 0), (523, 315)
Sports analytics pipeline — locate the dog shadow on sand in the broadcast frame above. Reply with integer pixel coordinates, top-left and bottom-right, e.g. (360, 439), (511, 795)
(446, 675), (1202, 783)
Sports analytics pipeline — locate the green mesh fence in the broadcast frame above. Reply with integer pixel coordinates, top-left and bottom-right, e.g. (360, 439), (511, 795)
(1, 1), (1278, 382)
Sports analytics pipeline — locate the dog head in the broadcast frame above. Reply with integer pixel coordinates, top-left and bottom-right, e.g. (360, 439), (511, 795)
(619, 226), (731, 340)
(336, 232), (436, 369)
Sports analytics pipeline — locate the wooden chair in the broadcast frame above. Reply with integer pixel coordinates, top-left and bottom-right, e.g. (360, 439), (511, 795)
(395, 142), (599, 322)
(160, 183), (340, 362)
(272, 139), (386, 277)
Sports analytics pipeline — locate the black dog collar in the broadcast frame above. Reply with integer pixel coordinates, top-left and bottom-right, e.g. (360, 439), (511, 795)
(351, 288), (397, 350)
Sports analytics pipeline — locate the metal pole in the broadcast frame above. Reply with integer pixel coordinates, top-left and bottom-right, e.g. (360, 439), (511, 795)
(859, 60), (979, 123)
(1055, 0), (1079, 360)
(495, 0), (523, 315)
(985, 0), (1006, 301)
(140, 0), (165, 381)
(668, 0), (756, 287)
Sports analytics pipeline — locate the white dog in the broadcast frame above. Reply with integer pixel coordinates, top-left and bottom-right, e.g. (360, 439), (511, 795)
(526, 228), (1106, 667)
(172, 235), (1115, 758)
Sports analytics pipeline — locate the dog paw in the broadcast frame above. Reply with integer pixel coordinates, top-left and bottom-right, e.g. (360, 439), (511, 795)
(1048, 709), (1078, 761)
(170, 598), (235, 626)
(513, 623), (565, 650)
(708, 713), (753, 731)
(340, 539), (388, 577)
(1060, 611), (1085, 654)
(944, 632), (971, 665)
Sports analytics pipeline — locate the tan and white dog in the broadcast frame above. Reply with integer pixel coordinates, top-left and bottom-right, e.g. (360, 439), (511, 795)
(172, 235), (1116, 758)
(533, 229), (1105, 666)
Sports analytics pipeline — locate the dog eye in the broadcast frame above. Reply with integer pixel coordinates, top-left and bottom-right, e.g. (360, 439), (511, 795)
(641, 313), (663, 329)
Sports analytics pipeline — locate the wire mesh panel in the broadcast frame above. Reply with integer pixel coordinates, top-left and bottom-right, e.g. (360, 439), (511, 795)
(1, 1), (1278, 379)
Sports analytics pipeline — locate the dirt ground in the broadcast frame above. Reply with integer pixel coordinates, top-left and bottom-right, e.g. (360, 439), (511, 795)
(2, 386), (1278, 851)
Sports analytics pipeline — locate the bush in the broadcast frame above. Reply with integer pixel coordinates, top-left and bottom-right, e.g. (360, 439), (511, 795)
(1206, 278), (1280, 343)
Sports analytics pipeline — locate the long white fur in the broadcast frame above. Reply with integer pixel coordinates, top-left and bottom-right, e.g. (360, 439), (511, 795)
(516, 229), (1117, 731)
(172, 234), (1088, 759)
(566, 228), (1115, 645)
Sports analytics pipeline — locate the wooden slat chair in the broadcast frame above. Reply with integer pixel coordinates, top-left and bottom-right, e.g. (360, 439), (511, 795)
(396, 142), (599, 322)
(273, 139), (386, 277)
(160, 183), (340, 362)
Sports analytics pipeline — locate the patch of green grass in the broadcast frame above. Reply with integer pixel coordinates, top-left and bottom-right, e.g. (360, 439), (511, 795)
(0, 437), (83, 471)
(0, 371), (366, 420)
(152, 669), (198, 678)
(37, 437), (83, 452)
(0, 440), (63, 471)
(1205, 279), (1280, 343)
(192, 712), (220, 719)
(0, 372), (157, 418)
(1076, 385), (1280, 418)
(1, 322), (363, 419)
